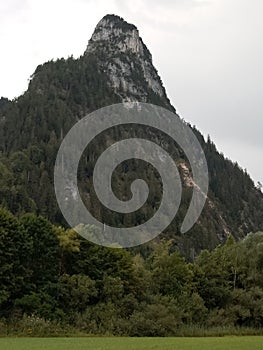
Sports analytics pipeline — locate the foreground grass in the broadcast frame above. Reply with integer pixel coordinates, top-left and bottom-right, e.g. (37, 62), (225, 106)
(0, 337), (263, 350)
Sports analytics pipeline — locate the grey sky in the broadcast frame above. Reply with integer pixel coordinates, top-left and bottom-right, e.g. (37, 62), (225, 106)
(0, 0), (262, 184)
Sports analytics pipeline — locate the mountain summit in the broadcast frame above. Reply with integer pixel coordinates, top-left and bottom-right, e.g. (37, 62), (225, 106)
(86, 15), (140, 53)
(0, 14), (262, 256)
(85, 15), (171, 106)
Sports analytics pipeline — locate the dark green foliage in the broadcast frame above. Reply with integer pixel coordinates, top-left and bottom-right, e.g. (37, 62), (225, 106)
(19, 214), (60, 288)
(57, 274), (97, 314)
(0, 209), (31, 311)
(0, 209), (263, 335)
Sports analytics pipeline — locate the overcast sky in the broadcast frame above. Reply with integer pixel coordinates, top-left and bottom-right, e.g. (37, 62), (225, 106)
(0, 0), (262, 184)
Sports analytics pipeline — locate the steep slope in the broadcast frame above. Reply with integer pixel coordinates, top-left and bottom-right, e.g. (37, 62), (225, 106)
(0, 14), (262, 256)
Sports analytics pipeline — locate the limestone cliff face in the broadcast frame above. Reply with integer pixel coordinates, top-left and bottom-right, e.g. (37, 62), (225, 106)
(85, 15), (171, 105)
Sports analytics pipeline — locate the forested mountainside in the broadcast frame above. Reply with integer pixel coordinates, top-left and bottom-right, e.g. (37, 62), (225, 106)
(0, 14), (262, 256)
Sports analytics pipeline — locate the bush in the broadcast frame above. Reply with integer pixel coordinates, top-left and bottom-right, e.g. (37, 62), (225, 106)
(6, 315), (75, 337)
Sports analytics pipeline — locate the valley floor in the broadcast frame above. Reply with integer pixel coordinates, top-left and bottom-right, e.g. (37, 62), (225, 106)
(0, 337), (263, 350)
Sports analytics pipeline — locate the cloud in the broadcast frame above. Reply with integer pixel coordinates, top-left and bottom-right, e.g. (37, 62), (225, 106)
(114, 0), (210, 11)
(0, 0), (28, 15)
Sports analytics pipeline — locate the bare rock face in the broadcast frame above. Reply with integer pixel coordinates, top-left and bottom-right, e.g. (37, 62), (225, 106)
(87, 17), (143, 54)
(85, 15), (170, 104)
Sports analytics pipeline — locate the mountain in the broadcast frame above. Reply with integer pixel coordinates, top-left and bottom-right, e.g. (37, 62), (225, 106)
(0, 14), (262, 257)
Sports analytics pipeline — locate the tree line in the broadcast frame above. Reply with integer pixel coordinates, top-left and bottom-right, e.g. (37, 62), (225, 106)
(0, 207), (262, 336)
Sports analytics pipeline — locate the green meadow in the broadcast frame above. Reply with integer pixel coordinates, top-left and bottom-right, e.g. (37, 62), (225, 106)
(0, 337), (262, 350)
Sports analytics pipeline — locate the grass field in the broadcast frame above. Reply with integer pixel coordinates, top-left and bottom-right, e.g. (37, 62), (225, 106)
(0, 337), (262, 350)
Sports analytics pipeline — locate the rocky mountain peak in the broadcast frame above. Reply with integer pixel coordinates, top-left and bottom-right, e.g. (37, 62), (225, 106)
(86, 14), (146, 56)
(85, 14), (171, 105)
